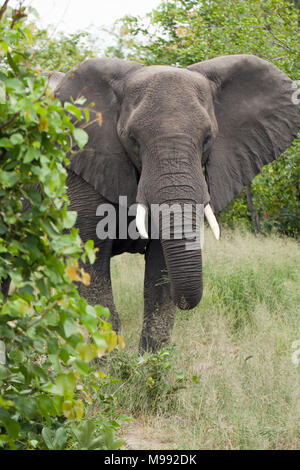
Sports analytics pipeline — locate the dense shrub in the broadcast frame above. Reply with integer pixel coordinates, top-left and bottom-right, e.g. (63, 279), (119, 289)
(0, 4), (125, 450)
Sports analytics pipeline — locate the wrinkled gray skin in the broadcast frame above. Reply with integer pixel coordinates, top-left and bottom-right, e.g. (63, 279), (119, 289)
(3, 57), (300, 352)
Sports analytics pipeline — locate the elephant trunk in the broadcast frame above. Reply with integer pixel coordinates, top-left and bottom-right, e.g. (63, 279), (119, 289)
(137, 137), (210, 310)
(159, 205), (203, 310)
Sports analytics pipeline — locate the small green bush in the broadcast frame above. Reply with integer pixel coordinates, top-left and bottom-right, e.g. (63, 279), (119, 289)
(106, 349), (191, 415)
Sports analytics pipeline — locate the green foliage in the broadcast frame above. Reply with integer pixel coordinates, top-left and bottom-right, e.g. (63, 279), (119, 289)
(252, 137), (300, 236)
(0, 4), (125, 450)
(70, 419), (125, 450)
(106, 349), (190, 414)
(107, 0), (300, 236)
(31, 28), (97, 73)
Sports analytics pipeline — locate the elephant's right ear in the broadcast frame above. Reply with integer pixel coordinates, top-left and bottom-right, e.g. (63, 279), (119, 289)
(56, 58), (144, 206)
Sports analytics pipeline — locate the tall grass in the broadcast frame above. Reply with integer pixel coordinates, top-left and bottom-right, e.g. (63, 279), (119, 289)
(109, 230), (300, 449)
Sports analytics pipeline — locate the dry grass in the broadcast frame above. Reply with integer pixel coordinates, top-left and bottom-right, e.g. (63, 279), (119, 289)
(110, 230), (300, 449)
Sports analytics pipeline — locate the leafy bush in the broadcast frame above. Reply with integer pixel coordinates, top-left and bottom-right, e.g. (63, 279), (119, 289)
(31, 28), (97, 73)
(106, 349), (191, 415)
(0, 4), (125, 449)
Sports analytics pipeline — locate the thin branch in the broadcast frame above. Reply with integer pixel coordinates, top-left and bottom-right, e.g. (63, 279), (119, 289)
(0, 0), (9, 21)
(11, 4), (26, 29)
(268, 57), (287, 61)
(264, 24), (293, 52)
(0, 112), (19, 131)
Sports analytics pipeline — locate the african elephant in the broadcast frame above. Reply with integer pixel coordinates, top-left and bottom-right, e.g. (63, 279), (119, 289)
(4, 56), (300, 353)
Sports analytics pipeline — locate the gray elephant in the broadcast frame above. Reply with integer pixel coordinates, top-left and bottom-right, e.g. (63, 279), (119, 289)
(4, 56), (300, 353)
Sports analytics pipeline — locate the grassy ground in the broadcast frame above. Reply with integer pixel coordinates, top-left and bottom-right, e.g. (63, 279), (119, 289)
(107, 230), (300, 450)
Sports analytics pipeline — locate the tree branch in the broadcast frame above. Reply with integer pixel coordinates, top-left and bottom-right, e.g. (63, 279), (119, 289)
(0, 0), (9, 21)
(0, 112), (19, 131)
(264, 24), (293, 52)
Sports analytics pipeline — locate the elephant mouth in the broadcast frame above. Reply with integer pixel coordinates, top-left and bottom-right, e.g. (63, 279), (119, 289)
(136, 202), (220, 245)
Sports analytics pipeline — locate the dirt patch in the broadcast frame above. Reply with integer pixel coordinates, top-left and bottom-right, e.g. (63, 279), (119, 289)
(122, 419), (176, 450)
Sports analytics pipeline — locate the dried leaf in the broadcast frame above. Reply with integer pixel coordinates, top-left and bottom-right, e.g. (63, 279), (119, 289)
(118, 335), (125, 350)
(81, 272), (91, 286)
(96, 112), (103, 126)
(62, 400), (74, 419)
(38, 117), (48, 132)
(67, 263), (80, 282)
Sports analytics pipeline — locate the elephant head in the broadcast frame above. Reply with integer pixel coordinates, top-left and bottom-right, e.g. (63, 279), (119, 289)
(55, 55), (300, 310)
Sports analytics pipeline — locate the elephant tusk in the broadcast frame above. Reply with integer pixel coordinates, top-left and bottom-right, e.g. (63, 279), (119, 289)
(204, 204), (220, 241)
(136, 203), (149, 239)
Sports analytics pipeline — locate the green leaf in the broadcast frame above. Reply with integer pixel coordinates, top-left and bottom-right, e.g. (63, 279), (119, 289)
(0, 81), (6, 103)
(63, 210), (77, 229)
(94, 305), (110, 320)
(75, 359), (90, 376)
(92, 331), (107, 349)
(42, 427), (55, 450)
(10, 133), (24, 145)
(56, 373), (76, 399)
(64, 102), (82, 120)
(24, 27), (33, 45)
(0, 40), (9, 53)
(53, 428), (67, 449)
(14, 397), (37, 418)
(73, 128), (88, 149)
(8, 349), (24, 364)
(81, 315), (98, 334)
(0, 137), (13, 148)
(24, 147), (38, 163)
(36, 278), (49, 297)
(76, 343), (97, 362)
(72, 420), (99, 449)
(4, 78), (23, 91)
(85, 240), (96, 264)
(42, 426), (67, 450)
(37, 396), (57, 422)
(63, 318), (76, 338)
(5, 420), (20, 440)
(0, 364), (8, 380)
(0, 170), (19, 187)
(42, 219), (61, 237)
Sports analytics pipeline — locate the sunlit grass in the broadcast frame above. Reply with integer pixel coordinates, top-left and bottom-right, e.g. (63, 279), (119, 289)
(110, 230), (300, 449)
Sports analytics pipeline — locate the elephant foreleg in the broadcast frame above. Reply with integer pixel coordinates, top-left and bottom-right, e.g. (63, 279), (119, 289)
(77, 240), (121, 333)
(140, 239), (176, 353)
(66, 170), (121, 333)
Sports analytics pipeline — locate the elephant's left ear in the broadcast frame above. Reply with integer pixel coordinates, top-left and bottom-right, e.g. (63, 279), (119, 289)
(55, 58), (144, 206)
(188, 54), (300, 212)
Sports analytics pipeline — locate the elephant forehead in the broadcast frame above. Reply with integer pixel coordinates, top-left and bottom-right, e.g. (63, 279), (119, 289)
(126, 65), (210, 95)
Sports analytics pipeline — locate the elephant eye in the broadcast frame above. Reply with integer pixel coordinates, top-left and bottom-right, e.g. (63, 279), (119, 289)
(203, 133), (212, 149)
(128, 133), (139, 149)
